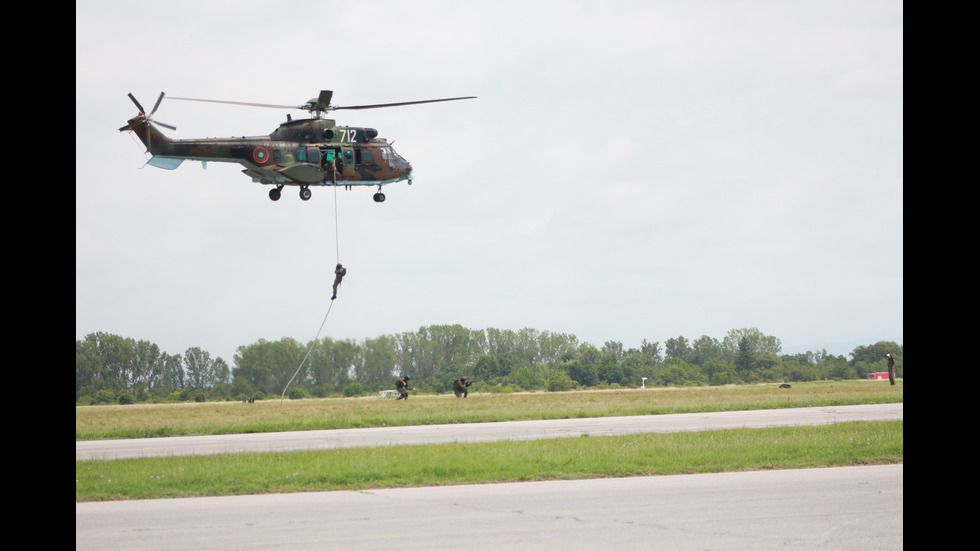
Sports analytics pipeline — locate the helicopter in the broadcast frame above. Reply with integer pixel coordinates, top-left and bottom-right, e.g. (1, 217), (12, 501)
(119, 90), (476, 202)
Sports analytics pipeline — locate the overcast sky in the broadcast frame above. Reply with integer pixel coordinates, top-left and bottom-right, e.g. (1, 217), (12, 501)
(76, 1), (903, 364)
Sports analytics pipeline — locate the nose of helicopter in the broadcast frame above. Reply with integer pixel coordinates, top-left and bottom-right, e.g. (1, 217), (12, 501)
(396, 152), (412, 179)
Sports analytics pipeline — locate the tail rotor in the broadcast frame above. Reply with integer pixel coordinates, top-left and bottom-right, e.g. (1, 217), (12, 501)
(120, 92), (177, 130)
(119, 92), (176, 151)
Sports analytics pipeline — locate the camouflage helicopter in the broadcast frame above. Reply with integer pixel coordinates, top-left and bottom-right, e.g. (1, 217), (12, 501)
(119, 90), (475, 202)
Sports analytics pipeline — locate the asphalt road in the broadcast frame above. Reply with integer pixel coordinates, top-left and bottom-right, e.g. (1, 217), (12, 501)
(76, 464), (903, 550)
(76, 402), (902, 461)
(76, 404), (903, 549)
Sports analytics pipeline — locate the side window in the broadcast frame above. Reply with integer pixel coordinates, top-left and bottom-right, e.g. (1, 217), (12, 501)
(296, 149), (306, 162)
(362, 149), (374, 165)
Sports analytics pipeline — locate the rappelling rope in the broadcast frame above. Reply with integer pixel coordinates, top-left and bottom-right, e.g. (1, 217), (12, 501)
(281, 186), (343, 405)
(333, 184), (341, 261)
(280, 300), (334, 404)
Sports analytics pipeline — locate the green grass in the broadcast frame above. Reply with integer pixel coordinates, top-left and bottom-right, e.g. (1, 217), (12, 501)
(75, 382), (903, 502)
(76, 380), (903, 440)
(75, 420), (902, 501)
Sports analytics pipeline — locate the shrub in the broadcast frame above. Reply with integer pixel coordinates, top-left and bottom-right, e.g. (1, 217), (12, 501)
(287, 387), (310, 400)
(94, 389), (116, 404)
(547, 372), (576, 392)
(343, 382), (366, 397)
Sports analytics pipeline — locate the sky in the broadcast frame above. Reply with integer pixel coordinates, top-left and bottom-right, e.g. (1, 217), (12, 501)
(76, 1), (903, 364)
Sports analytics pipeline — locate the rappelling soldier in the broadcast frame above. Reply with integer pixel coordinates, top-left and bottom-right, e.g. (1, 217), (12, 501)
(331, 263), (347, 300)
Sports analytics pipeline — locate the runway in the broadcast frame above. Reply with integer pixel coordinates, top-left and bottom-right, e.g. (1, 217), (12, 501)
(76, 404), (903, 549)
(76, 402), (902, 461)
(76, 464), (903, 550)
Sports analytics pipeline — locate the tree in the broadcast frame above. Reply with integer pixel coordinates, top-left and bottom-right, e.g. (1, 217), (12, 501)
(734, 336), (754, 381)
(722, 328), (782, 363)
(77, 332), (197, 400)
(824, 357), (855, 380)
(565, 360), (597, 387)
(664, 336), (691, 363)
(597, 354), (625, 385)
(658, 359), (707, 386)
(232, 338), (303, 394)
(131, 340), (166, 394)
(473, 355), (505, 381)
(76, 337), (101, 399)
(342, 381), (365, 397)
(92, 332), (136, 393)
(358, 335), (399, 389)
(848, 341), (901, 382)
(547, 371), (576, 392)
(849, 341), (902, 366)
(538, 331), (580, 364)
(163, 353), (185, 389)
(621, 347), (658, 387)
(184, 347), (229, 389)
(575, 343), (601, 367)
(508, 366), (541, 391)
(602, 341), (624, 363)
(702, 358), (736, 385)
(308, 337), (361, 391)
(689, 335), (723, 366)
(640, 339), (662, 363)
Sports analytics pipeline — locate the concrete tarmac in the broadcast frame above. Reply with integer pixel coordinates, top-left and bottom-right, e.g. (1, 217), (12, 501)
(76, 464), (903, 550)
(76, 402), (902, 461)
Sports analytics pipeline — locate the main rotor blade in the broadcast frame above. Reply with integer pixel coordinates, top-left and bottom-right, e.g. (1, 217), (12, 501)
(167, 94), (477, 113)
(332, 96), (477, 111)
(150, 92), (165, 115)
(167, 96), (299, 110)
(128, 93), (146, 114)
(152, 120), (177, 131)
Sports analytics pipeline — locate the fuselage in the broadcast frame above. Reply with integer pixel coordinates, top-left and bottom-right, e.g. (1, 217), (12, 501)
(126, 116), (413, 188)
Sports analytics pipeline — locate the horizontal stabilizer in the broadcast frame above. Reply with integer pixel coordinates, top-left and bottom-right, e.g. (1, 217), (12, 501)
(146, 156), (184, 170)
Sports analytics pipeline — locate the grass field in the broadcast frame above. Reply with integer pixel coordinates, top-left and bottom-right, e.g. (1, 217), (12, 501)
(75, 381), (903, 502)
(76, 380), (902, 440)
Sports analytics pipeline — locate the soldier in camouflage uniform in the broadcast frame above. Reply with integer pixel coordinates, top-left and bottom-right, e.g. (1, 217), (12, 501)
(331, 263), (347, 300)
(395, 376), (414, 400)
(886, 352), (896, 385)
(453, 377), (474, 398)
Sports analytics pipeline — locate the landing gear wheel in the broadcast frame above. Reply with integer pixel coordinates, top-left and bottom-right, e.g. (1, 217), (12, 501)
(269, 187), (282, 201)
(373, 192), (386, 203)
(300, 187), (312, 201)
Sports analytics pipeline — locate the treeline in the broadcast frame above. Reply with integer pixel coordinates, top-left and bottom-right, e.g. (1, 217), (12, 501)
(75, 326), (903, 404)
